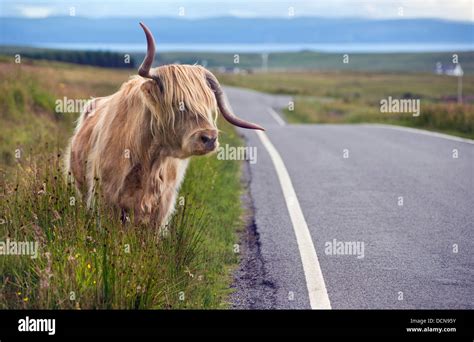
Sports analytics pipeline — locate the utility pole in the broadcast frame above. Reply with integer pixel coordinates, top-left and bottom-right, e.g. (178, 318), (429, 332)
(453, 64), (464, 104)
(458, 73), (463, 104)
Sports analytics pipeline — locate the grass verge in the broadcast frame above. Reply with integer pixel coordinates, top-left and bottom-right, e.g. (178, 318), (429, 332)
(0, 58), (245, 309)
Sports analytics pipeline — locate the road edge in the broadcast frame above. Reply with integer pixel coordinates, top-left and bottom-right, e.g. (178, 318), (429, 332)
(229, 148), (277, 309)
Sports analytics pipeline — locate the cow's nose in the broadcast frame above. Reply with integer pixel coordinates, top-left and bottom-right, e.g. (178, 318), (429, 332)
(200, 135), (217, 150)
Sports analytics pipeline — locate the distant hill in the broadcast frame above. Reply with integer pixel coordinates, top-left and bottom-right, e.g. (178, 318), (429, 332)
(1, 16), (472, 45)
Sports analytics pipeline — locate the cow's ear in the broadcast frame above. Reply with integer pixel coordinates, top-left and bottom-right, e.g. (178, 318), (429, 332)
(141, 75), (164, 92)
(140, 78), (163, 105)
(140, 80), (159, 111)
(140, 79), (155, 96)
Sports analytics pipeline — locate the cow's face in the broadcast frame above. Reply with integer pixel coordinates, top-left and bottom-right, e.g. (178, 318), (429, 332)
(137, 23), (264, 159)
(181, 115), (219, 157)
(140, 64), (220, 158)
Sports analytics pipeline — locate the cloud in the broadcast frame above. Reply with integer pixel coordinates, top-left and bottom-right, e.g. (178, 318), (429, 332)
(2, 1), (472, 21)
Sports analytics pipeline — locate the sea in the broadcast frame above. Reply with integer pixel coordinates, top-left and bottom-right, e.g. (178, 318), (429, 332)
(28, 42), (474, 53)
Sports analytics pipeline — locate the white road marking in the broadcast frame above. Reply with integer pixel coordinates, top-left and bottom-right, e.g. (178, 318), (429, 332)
(267, 107), (286, 126)
(365, 124), (474, 145)
(256, 128), (331, 310)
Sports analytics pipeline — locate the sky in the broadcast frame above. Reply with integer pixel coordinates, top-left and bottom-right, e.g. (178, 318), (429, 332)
(0, 0), (472, 22)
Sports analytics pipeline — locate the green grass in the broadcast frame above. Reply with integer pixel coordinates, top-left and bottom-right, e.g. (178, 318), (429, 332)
(3, 47), (474, 74)
(218, 71), (474, 139)
(0, 58), (245, 309)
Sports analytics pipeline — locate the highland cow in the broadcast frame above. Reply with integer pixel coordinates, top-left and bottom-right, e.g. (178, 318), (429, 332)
(64, 22), (264, 227)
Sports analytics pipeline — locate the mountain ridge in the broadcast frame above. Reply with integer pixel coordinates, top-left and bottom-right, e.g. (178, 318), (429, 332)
(1, 16), (472, 45)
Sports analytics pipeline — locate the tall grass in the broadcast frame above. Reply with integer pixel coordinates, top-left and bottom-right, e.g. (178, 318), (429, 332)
(0, 58), (245, 309)
(1, 152), (189, 308)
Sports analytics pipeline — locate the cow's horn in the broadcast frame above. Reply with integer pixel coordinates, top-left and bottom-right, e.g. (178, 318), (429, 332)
(205, 72), (265, 131)
(138, 22), (156, 79)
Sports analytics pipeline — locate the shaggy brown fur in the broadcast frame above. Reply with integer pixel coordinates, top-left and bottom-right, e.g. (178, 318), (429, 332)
(65, 64), (220, 227)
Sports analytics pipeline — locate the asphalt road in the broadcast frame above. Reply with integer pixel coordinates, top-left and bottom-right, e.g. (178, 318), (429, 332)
(226, 86), (474, 309)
